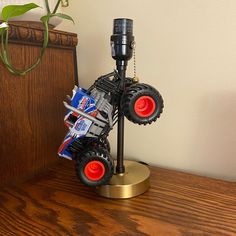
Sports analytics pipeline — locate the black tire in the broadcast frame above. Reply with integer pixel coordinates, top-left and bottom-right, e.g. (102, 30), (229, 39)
(74, 137), (111, 163)
(75, 148), (114, 187)
(121, 83), (164, 125)
(89, 138), (111, 153)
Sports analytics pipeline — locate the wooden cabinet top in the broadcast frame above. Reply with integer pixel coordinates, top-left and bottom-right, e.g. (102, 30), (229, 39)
(7, 22), (78, 48)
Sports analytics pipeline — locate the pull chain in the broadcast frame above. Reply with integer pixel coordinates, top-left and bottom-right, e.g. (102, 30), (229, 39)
(133, 44), (136, 78)
(132, 41), (139, 82)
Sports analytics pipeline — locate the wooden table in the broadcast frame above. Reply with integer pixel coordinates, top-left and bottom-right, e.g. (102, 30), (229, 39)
(0, 159), (235, 236)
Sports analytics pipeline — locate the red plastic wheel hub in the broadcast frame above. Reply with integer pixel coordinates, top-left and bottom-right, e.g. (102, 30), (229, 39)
(84, 161), (105, 181)
(134, 96), (156, 117)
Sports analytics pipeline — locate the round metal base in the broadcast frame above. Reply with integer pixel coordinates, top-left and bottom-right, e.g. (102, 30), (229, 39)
(95, 160), (150, 199)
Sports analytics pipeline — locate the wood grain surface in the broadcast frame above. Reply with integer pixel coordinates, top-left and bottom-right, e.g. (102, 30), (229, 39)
(0, 25), (77, 187)
(0, 159), (235, 236)
(4, 21), (78, 48)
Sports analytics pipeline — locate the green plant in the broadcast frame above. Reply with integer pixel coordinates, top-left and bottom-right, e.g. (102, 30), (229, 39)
(0, 0), (74, 76)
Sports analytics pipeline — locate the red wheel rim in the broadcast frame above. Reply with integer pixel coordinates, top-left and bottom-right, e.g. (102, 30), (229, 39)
(84, 161), (105, 181)
(134, 96), (156, 117)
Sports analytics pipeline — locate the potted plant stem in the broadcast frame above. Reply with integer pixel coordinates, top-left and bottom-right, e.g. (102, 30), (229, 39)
(0, 0), (73, 76)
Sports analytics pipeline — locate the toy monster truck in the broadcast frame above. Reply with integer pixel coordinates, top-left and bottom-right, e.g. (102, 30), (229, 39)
(58, 71), (164, 187)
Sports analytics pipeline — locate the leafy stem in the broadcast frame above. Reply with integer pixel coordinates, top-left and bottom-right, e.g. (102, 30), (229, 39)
(0, 0), (74, 76)
(45, 0), (51, 14)
(53, 0), (61, 14)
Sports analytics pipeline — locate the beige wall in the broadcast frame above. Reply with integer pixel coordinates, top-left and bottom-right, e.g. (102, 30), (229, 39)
(58, 0), (236, 181)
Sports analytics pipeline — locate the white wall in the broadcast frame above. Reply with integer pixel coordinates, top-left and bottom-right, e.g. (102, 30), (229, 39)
(58, 0), (236, 181)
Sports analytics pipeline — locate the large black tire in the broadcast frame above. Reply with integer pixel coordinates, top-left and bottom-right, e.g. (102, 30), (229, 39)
(89, 138), (111, 153)
(70, 137), (111, 162)
(75, 148), (114, 187)
(121, 83), (164, 125)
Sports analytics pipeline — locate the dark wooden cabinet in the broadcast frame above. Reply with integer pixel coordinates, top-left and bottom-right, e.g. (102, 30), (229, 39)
(0, 23), (78, 187)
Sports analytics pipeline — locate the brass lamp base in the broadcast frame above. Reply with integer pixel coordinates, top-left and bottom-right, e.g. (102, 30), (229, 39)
(95, 160), (150, 199)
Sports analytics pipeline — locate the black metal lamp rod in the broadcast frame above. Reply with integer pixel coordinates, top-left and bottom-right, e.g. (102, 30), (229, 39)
(111, 18), (134, 174)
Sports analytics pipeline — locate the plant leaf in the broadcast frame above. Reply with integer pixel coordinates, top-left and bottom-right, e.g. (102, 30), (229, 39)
(2, 3), (40, 21)
(0, 22), (9, 29)
(52, 13), (74, 23)
(40, 15), (50, 23)
(0, 22), (8, 34)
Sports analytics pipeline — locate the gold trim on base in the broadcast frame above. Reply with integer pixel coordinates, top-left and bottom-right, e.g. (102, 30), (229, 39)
(95, 160), (150, 199)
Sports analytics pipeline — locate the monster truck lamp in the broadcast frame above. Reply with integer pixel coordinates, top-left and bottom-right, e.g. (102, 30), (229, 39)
(58, 19), (164, 198)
